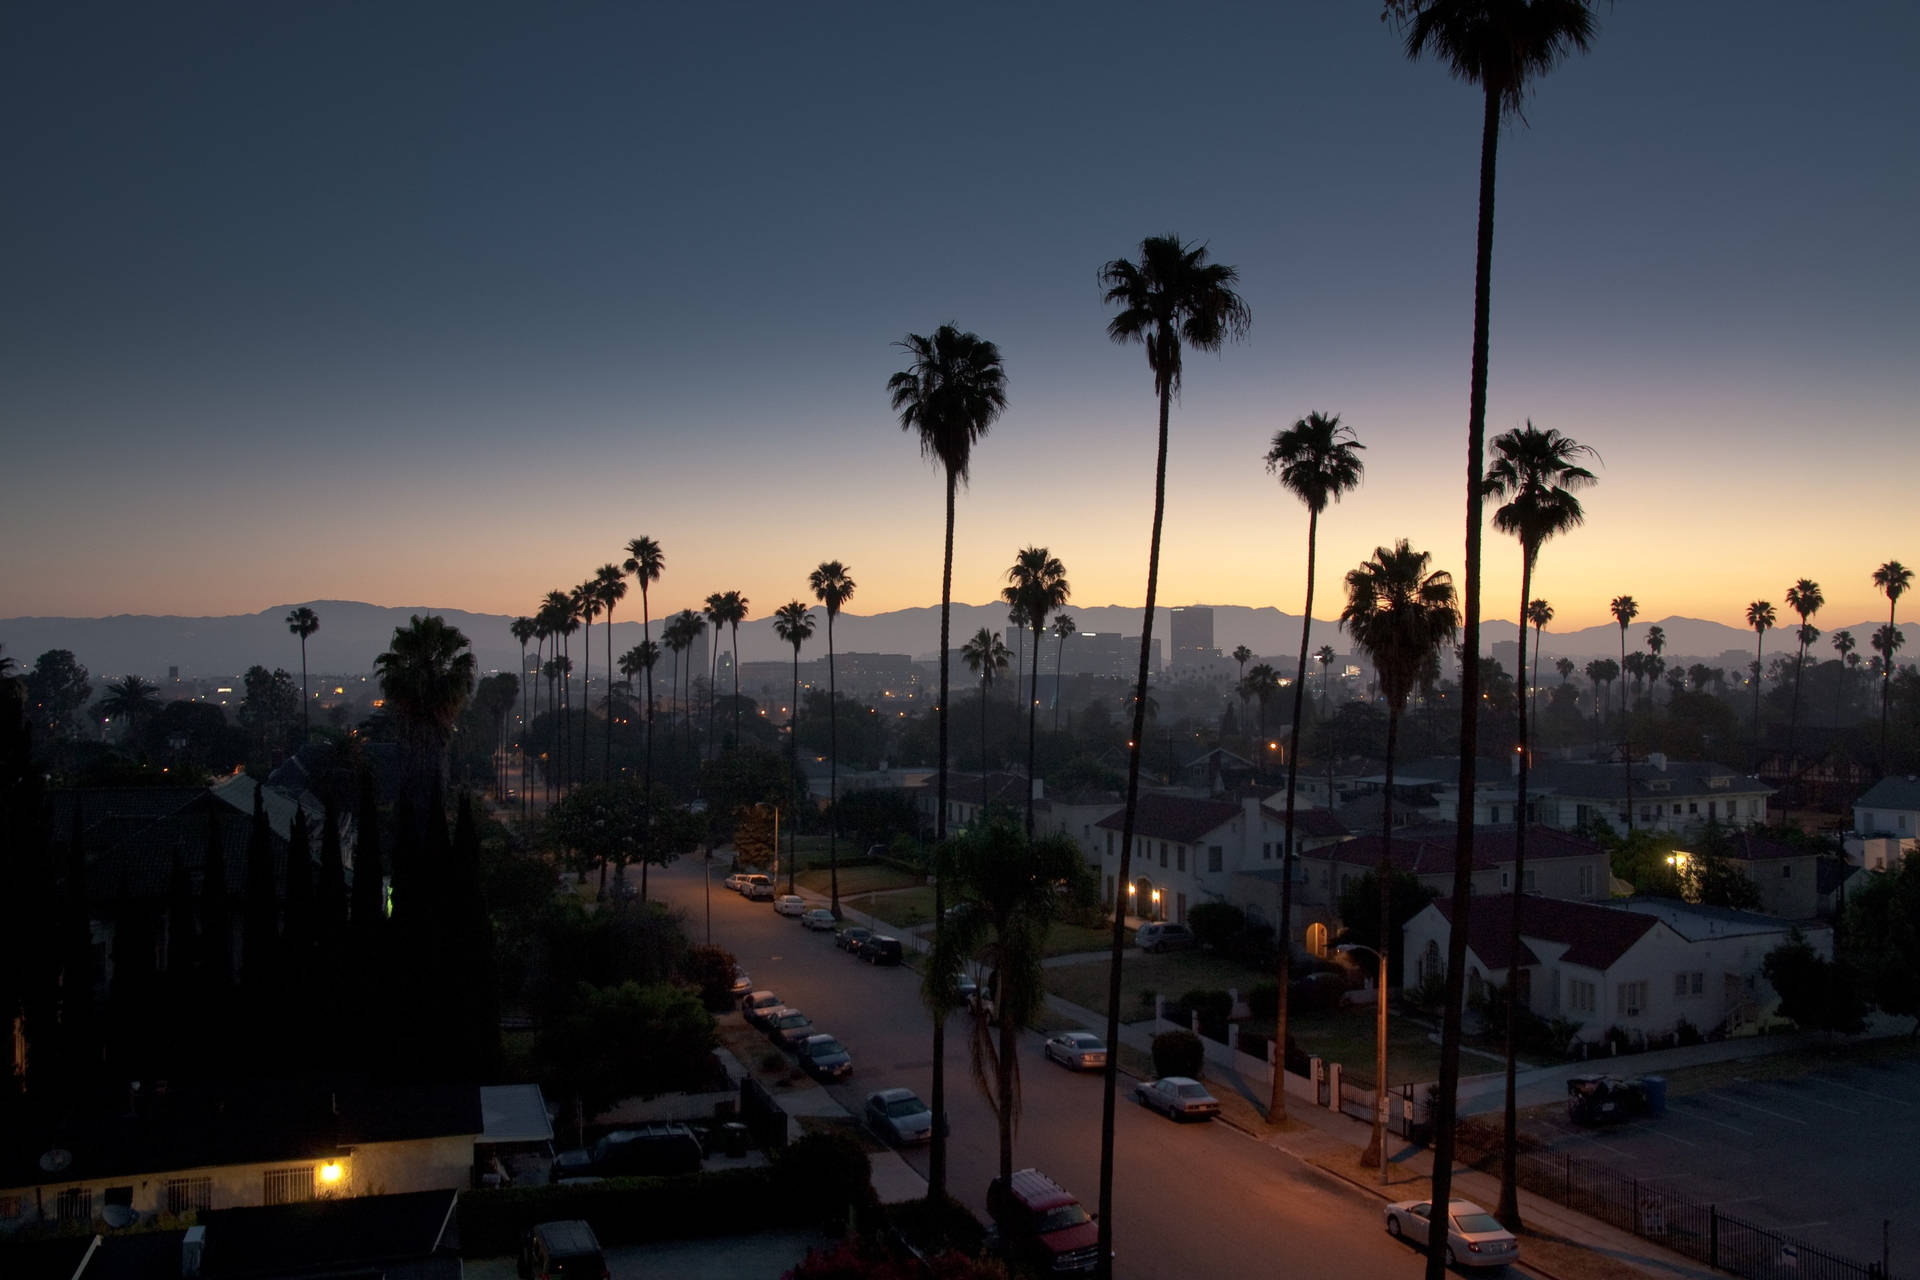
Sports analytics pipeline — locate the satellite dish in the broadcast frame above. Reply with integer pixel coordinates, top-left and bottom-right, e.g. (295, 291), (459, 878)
(102, 1205), (136, 1229)
(38, 1149), (72, 1173)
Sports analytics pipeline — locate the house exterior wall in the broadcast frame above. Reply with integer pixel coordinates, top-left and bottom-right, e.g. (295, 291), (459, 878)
(1742, 854), (1821, 919)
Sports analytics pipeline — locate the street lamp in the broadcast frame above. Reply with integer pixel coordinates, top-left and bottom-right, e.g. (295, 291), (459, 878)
(1149, 887), (1162, 922)
(1337, 942), (1392, 1186)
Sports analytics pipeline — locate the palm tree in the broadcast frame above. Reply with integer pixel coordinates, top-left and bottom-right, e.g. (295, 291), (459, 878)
(1241, 664), (1281, 756)
(1262, 409), (1365, 1124)
(1483, 420), (1595, 1227)
(575, 580), (605, 781)
(702, 592), (731, 758)
(596, 564), (628, 780)
(961, 627), (1012, 771)
(540, 591), (575, 790)
(722, 591), (750, 747)
(1872, 561), (1911, 771)
(1096, 232), (1250, 1253)
(1230, 642), (1254, 741)
(286, 607), (320, 740)
(889, 321), (1008, 1204)
(667, 610), (703, 759)
(810, 560), (857, 916)
(624, 537), (666, 788)
(510, 616), (536, 817)
(531, 606), (553, 800)
(1006, 601), (1028, 698)
(1831, 630), (1856, 724)
(1393, 5), (1600, 1257)
(924, 819), (1086, 1187)
(374, 615), (478, 800)
(1340, 540), (1459, 1181)
(1002, 547), (1071, 834)
(1052, 614), (1077, 732)
(1747, 599), (1777, 768)
(98, 674), (161, 737)
(1317, 644), (1337, 715)
(1782, 578), (1823, 768)
(1610, 595), (1639, 833)
(771, 601), (816, 891)
(1525, 599), (1553, 729)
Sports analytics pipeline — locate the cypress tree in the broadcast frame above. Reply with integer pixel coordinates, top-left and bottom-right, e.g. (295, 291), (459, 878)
(199, 805), (233, 993)
(450, 792), (502, 1079)
(241, 784), (278, 997)
(316, 801), (347, 957)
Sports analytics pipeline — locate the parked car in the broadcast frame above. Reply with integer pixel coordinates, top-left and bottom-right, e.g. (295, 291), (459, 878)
(865, 1088), (935, 1145)
(952, 971), (979, 1005)
(551, 1123), (703, 1180)
(764, 1007), (814, 1048)
(985, 1168), (1101, 1275)
(773, 893), (807, 916)
(860, 936), (904, 966)
(797, 1033), (852, 1081)
(1291, 970), (1352, 1012)
(1384, 1198), (1520, 1270)
(1042, 1030), (1108, 1071)
(744, 876), (775, 901)
(801, 907), (837, 930)
(1134, 921), (1196, 953)
(835, 925), (874, 954)
(742, 990), (783, 1027)
(729, 967), (753, 997)
(1566, 1074), (1648, 1125)
(518, 1219), (607, 1280)
(1133, 1076), (1221, 1122)
(723, 872), (751, 892)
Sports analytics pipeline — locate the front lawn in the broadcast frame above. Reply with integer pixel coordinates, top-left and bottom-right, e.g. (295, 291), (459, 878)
(1042, 921), (1126, 958)
(793, 863), (922, 897)
(1255, 1005), (1445, 1086)
(1044, 950), (1270, 1024)
(843, 886), (937, 930)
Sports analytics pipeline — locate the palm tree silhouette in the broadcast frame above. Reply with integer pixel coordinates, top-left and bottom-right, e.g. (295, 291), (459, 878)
(575, 579), (606, 782)
(286, 607), (320, 741)
(1340, 540), (1459, 1182)
(1241, 664), (1281, 762)
(1782, 578), (1823, 771)
(1052, 614), (1077, 732)
(1263, 409), (1365, 1123)
(702, 593), (730, 759)
(1096, 232), (1249, 1247)
(1003, 547), (1070, 834)
(374, 615), (477, 801)
(1747, 599), (1777, 769)
(889, 322), (1007, 1204)
(1393, 2), (1600, 1249)
(1830, 630), (1856, 725)
(961, 627), (1011, 773)
(721, 591), (750, 748)
(1871, 561), (1910, 771)
(540, 591), (575, 792)
(510, 616), (536, 817)
(1484, 420), (1596, 1224)
(771, 601), (816, 893)
(99, 674), (161, 737)
(1231, 643), (1254, 742)
(1609, 595), (1639, 833)
(1317, 644), (1336, 715)
(624, 537), (666, 788)
(595, 564), (628, 781)
(1645, 625), (1667, 710)
(810, 560), (857, 916)
(1525, 600), (1553, 729)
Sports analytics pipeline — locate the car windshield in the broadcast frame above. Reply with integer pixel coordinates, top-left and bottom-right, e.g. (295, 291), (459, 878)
(1176, 1084), (1210, 1098)
(885, 1098), (928, 1118)
(809, 1039), (845, 1056)
(1037, 1205), (1092, 1233)
(776, 1013), (806, 1026)
(1454, 1213), (1504, 1235)
(1069, 1035), (1104, 1049)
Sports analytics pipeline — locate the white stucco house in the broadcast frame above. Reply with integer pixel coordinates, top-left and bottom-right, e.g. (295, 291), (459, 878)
(1848, 775), (1920, 871)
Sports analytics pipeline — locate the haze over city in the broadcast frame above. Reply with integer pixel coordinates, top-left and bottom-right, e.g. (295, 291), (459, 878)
(5, 2), (1914, 633)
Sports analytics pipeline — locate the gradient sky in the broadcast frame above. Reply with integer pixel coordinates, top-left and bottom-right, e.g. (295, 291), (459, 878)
(5, 2), (1915, 635)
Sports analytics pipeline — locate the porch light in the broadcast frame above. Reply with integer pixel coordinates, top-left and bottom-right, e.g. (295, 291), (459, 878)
(319, 1161), (343, 1185)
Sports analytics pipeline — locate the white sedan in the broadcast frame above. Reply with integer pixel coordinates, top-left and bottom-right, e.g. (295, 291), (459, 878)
(1043, 1030), (1108, 1071)
(774, 894), (807, 916)
(723, 872), (751, 892)
(1132, 1076), (1220, 1121)
(1384, 1198), (1520, 1270)
(801, 908), (837, 930)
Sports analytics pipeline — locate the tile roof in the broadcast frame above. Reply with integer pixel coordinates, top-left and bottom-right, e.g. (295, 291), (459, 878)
(1528, 758), (1770, 803)
(1396, 824), (1611, 864)
(1853, 776), (1920, 812)
(1717, 831), (1811, 862)
(1433, 895), (1662, 970)
(1093, 793), (1241, 843)
(1421, 897), (1538, 970)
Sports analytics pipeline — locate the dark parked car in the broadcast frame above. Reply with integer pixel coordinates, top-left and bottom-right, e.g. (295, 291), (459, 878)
(835, 925), (874, 955)
(865, 1088), (935, 1145)
(797, 1033), (853, 1081)
(986, 1168), (1101, 1274)
(551, 1124), (703, 1179)
(764, 1007), (815, 1049)
(861, 936), (904, 966)
(518, 1220), (607, 1280)
(1567, 1074), (1648, 1125)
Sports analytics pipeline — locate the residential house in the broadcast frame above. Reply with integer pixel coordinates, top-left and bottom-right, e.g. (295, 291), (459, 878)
(1091, 793), (1293, 924)
(918, 770), (1033, 834)
(1522, 754), (1771, 838)
(1674, 830), (1823, 920)
(1848, 775), (1920, 871)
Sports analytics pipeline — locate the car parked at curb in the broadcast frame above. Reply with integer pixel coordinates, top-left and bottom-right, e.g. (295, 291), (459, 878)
(860, 935), (904, 966)
(1134, 921), (1196, 953)
(797, 1033), (852, 1081)
(986, 1168), (1101, 1275)
(764, 1007), (814, 1049)
(517, 1219), (607, 1280)
(1133, 1076), (1220, 1121)
(1384, 1198), (1519, 1270)
(1043, 1031), (1108, 1071)
(865, 1088), (935, 1146)
(774, 893), (807, 916)
(744, 876), (775, 901)
(835, 925), (874, 955)
(730, 967), (753, 997)
(742, 990), (783, 1027)
(723, 872), (751, 893)
(801, 907), (837, 930)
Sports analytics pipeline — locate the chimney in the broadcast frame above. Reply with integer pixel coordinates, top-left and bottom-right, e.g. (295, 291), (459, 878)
(182, 1225), (205, 1277)
(1647, 752), (1668, 772)
(1030, 778), (1044, 802)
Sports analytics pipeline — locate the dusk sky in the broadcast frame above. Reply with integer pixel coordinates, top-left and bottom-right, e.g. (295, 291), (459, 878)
(6, 3), (1915, 636)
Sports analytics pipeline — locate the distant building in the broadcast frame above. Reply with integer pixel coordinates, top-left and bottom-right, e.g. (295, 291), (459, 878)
(1056, 631), (1160, 678)
(1847, 775), (1920, 871)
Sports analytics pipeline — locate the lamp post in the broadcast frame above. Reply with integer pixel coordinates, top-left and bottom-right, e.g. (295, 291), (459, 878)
(1339, 942), (1391, 1186)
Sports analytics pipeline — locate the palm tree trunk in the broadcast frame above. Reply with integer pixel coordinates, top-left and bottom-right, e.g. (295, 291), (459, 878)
(300, 637), (310, 741)
(1531, 624), (1543, 735)
(1499, 558), (1534, 1228)
(1054, 632), (1067, 733)
(731, 621), (742, 748)
(605, 604), (616, 782)
(1787, 633), (1807, 769)
(1621, 626), (1635, 835)
(1753, 632), (1765, 772)
(1098, 378), (1172, 1271)
(1364, 706), (1399, 1171)
(997, 998), (1016, 1185)
(929, 468), (957, 1206)
(789, 647), (800, 894)
(1431, 81), (1500, 1280)
(1882, 603), (1897, 772)
(828, 613), (841, 917)
(642, 588), (653, 798)
(1270, 506), (1320, 1124)
(708, 631), (722, 761)
(1026, 624), (1041, 836)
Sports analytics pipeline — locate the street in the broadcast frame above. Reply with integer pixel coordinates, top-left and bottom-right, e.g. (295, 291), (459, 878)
(648, 855), (1549, 1280)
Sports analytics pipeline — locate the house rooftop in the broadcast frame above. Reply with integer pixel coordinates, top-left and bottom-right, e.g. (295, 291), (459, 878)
(1527, 757), (1771, 803)
(1432, 896), (1662, 970)
(1094, 793), (1240, 843)
(1853, 775), (1920, 812)
(1612, 897), (1811, 940)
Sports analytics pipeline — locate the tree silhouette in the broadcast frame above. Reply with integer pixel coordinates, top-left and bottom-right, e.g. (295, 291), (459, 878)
(1002, 546), (1070, 834)
(1747, 600), (1776, 768)
(810, 560), (857, 915)
(771, 601), (816, 892)
(286, 606), (320, 741)
(1872, 560), (1911, 771)
(1053, 614), (1077, 733)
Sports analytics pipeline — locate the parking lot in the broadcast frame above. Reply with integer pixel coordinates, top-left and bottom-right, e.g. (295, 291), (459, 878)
(1522, 1052), (1920, 1273)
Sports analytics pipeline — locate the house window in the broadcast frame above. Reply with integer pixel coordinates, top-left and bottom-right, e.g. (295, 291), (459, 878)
(1782, 864), (1792, 878)
(1423, 939), (1441, 982)
(264, 1167), (314, 1206)
(1209, 845), (1223, 873)
(1159, 843), (1167, 869)
(1579, 865), (1595, 897)
(1491, 806), (1502, 823)
(1616, 980), (1648, 1018)
(1568, 980), (1596, 1014)
(1176, 892), (1187, 921)
(1524, 868), (1537, 892)
(1674, 972), (1704, 999)
(56, 1187), (92, 1223)
(1176, 847), (1186, 872)
(1688, 802), (1698, 815)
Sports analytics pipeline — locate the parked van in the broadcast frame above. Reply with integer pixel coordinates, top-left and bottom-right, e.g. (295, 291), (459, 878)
(552, 1123), (703, 1180)
(1134, 921), (1195, 953)
(986, 1168), (1100, 1273)
(860, 935), (904, 966)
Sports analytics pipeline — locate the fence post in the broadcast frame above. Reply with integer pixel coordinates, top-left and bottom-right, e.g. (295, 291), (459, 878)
(1565, 1152), (1572, 1205)
(1632, 1177), (1640, 1235)
(1709, 1205), (1719, 1269)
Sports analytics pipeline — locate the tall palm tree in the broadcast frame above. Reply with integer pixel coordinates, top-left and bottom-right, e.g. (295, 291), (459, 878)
(810, 560), (856, 916)
(889, 321), (1008, 1204)
(667, 610), (703, 760)
(1240, 664), (1281, 756)
(1525, 599), (1553, 729)
(531, 608), (552, 801)
(1609, 595), (1639, 833)
(1782, 578), (1823, 769)
(961, 627), (1011, 771)
(286, 607), (320, 740)
(1483, 420), (1596, 1226)
(1231, 643), (1254, 741)
(540, 591), (575, 791)
(722, 591), (750, 748)
(574, 580), (604, 781)
(1872, 561), (1911, 771)
(374, 615), (478, 801)
(702, 592), (731, 758)
(1096, 232), (1250, 1255)
(1394, 6), (1599, 1259)
(1830, 630), (1856, 725)
(771, 601), (816, 891)
(1747, 599), (1777, 769)
(1870, 623), (1905, 756)
(1052, 614), (1077, 733)
(1645, 624), (1667, 708)
(510, 616), (536, 817)
(1006, 601), (1028, 699)
(624, 537), (666, 790)
(1262, 409), (1365, 1124)
(1002, 547), (1071, 834)
(1317, 644), (1336, 716)
(596, 564), (628, 780)
(1340, 541), (1459, 1181)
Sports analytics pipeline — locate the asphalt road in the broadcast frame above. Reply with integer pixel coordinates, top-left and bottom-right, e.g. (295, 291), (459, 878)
(652, 856), (1551, 1280)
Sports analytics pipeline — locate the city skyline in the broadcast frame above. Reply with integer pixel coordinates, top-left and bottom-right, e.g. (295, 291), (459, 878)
(4, 3), (1914, 632)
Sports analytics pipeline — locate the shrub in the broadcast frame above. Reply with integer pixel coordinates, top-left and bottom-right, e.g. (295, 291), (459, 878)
(682, 944), (740, 1011)
(1151, 1029), (1204, 1079)
(1186, 901), (1245, 951)
(1246, 981), (1279, 1020)
(1675, 1017), (1702, 1047)
(775, 1131), (875, 1227)
(1226, 920), (1278, 969)
(1171, 989), (1233, 1041)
